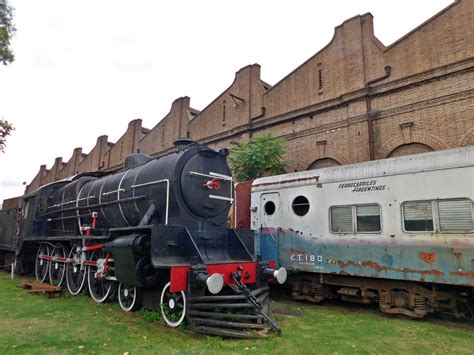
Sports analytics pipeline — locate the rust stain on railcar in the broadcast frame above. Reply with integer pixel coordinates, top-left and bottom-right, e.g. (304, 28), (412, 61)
(419, 252), (436, 264)
(450, 270), (474, 278)
(335, 259), (445, 277)
(253, 175), (320, 188)
(290, 248), (307, 255)
(453, 252), (463, 264)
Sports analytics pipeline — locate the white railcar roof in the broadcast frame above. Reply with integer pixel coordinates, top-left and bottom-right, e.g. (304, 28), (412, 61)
(252, 146), (474, 191)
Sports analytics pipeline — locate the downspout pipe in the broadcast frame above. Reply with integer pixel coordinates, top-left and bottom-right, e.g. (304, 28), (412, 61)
(366, 65), (391, 160)
(249, 107), (266, 138)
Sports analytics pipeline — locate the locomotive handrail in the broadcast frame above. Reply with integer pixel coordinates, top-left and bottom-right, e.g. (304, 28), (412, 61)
(42, 195), (148, 216)
(48, 213), (93, 222)
(102, 189), (125, 196)
(131, 179), (170, 225)
(209, 195), (234, 203)
(209, 172), (233, 181)
(262, 222), (277, 242)
(189, 171), (233, 182)
(51, 198), (90, 208)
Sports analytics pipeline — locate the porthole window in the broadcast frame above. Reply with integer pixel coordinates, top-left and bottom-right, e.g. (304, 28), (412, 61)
(292, 196), (310, 216)
(264, 201), (276, 215)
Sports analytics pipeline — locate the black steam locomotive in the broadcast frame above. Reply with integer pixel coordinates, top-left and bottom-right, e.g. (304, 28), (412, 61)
(0, 139), (286, 337)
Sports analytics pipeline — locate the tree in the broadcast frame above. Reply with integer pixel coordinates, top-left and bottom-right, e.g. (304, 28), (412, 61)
(0, 0), (16, 65)
(228, 134), (289, 181)
(0, 119), (14, 152)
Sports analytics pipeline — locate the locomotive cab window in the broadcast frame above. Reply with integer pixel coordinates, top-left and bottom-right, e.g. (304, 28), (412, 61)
(40, 196), (48, 212)
(403, 198), (474, 233)
(23, 199), (31, 220)
(330, 204), (381, 234)
(292, 196), (310, 216)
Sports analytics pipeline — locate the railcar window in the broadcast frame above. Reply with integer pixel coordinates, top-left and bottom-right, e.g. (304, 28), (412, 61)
(264, 201), (276, 215)
(403, 201), (434, 232)
(356, 205), (381, 232)
(330, 206), (352, 233)
(438, 199), (474, 232)
(331, 204), (381, 234)
(292, 196), (310, 216)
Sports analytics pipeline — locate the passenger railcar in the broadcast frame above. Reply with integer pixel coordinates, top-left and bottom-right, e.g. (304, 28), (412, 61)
(0, 140), (286, 338)
(251, 147), (473, 318)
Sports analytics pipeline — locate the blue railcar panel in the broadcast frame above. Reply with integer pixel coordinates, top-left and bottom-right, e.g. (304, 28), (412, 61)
(257, 229), (474, 286)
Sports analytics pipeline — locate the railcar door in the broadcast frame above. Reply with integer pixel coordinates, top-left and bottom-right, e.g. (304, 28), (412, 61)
(258, 193), (280, 265)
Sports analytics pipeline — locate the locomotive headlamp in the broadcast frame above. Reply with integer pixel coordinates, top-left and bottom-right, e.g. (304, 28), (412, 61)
(195, 272), (224, 294)
(263, 267), (287, 284)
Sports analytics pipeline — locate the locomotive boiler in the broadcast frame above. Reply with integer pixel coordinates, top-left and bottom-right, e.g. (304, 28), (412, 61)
(0, 139), (286, 338)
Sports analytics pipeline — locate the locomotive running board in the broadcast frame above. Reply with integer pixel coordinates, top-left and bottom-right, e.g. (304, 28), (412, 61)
(186, 287), (280, 338)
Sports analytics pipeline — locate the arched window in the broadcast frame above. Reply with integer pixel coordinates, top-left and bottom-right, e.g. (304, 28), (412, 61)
(307, 157), (340, 170)
(388, 143), (434, 158)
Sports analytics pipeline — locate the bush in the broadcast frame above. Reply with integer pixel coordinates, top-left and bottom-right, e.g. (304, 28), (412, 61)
(228, 134), (288, 181)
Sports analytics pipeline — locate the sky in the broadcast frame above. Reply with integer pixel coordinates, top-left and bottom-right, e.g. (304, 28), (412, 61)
(0, 0), (454, 203)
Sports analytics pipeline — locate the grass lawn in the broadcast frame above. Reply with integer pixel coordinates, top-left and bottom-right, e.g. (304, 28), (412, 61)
(0, 271), (473, 354)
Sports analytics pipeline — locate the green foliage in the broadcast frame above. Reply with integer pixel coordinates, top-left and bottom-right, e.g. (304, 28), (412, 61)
(141, 308), (163, 322)
(0, 119), (14, 152)
(141, 307), (190, 330)
(229, 134), (289, 181)
(0, 0), (16, 65)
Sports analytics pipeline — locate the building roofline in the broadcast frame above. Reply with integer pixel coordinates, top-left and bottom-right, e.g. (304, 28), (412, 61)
(263, 13), (372, 96)
(382, 0), (460, 50)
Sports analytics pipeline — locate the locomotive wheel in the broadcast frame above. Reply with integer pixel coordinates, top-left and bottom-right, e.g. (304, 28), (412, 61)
(160, 282), (186, 327)
(87, 249), (116, 303)
(49, 246), (66, 286)
(66, 246), (87, 295)
(118, 283), (141, 312)
(35, 244), (50, 283)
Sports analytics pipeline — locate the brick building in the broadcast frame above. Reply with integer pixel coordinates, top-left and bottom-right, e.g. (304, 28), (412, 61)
(26, 0), (473, 193)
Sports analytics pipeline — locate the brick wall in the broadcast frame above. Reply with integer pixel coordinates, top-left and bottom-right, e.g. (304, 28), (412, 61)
(105, 119), (143, 171)
(23, 0), (473, 196)
(56, 147), (83, 180)
(139, 97), (192, 156)
(77, 135), (110, 173)
(188, 64), (264, 142)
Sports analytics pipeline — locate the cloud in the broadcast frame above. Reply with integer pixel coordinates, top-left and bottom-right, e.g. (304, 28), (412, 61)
(32, 54), (55, 69)
(0, 179), (26, 187)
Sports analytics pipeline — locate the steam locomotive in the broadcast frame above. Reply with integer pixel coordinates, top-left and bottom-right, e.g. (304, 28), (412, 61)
(0, 139), (286, 338)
